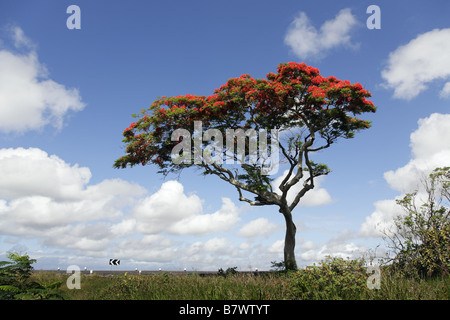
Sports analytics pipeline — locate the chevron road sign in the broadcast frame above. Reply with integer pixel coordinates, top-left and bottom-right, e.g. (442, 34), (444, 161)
(109, 259), (120, 266)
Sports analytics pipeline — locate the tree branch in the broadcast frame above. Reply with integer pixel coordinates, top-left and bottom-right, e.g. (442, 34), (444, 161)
(202, 162), (281, 206)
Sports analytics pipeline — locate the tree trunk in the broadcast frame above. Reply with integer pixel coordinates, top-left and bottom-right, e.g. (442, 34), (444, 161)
(280, 206), (298, 270)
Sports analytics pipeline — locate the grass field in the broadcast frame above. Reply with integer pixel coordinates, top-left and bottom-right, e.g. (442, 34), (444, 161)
(29, 269), (450, 300)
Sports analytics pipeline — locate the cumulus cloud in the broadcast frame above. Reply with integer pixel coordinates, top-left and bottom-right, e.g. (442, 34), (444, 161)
(359, 113), (450, 238)
(381, 28), (450, 100)
(188, 238), (233, 256)
(299, 242), (362, 264)
(133, 181), (241, 236)
(267, 239), (284, 254)
(132, 180), (203, 234)
(284, 8), (358, 60)
(0, 26), (85, 134)
(168, 198), (240, 235)
(272, 170), (332, 208)
(0, 148), (246, 266)
(0, 147), (91, 200)
(113, 235), (178, 263)
(440, 82), (450, 98)
(296, 228), (370, 266)
(238, 218), (279, 238)
(0, 147), (145, 249)
(358, 199), (404, 238)
(0, 147), (338, 269)
(300, 240), (316, 251)
(384, 113), (450, 193)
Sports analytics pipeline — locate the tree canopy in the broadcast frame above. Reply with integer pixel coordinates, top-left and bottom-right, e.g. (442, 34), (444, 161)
(115, 62), (374, 171)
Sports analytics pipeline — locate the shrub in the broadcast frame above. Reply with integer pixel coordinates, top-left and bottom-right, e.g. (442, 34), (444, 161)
(217, 266), (238, 277)
(0, 252), (64, 300)
(285, 256), (367, 300)
(385, 167), (450, 278)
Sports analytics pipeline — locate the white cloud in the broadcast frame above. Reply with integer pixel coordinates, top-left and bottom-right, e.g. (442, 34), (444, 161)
(0, 147), (246, 259)
(110, 218), (137, 238)
(358, 199), (404, 238)
(0, 147), (91, 200)
(381, 28), (450, 100)
(132, 181), (241, 236)
(132, 180), (203, 234)
(0, 147), (338, 269)
(300, 240), (316, 251)
(268, 239), (284, 253)
(384, 113), (450, 193)
(298, 239), (364, 266)
(42, 223), (112, 252)
(0, 147), (249, 268)
(272, 170), (332, 208)
(113, 235), (178, 263)
(168, 198), (241, 235)
(10, 26), (34, 49)
(0, 147), (146, 249)
(440, 82), (450, 98)
(284, 9), (358, 60)
(409, 113), (450, 159)
(0, 26), (85, 134)
(193, 238), (233, 255)
(238, 218), (279, 238)
(359, 113), (450, 238)
(178, 237), (246, 270)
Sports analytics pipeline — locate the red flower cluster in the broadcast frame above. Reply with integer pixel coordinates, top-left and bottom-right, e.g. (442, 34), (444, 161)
(114, 62), (376, 169)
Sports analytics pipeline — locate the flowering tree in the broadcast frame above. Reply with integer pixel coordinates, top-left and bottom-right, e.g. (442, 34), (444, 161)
(114, 62), (376, 269)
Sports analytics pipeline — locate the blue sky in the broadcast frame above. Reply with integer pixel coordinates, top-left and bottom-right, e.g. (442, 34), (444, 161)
(0, 0), (449, 271)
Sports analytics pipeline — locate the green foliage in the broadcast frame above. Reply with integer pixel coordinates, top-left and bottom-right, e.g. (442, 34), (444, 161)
(0, 252), (64, 300)
(270, 260), (298, 272)
(236, 164), (273, 192)
(0, 252), (36, 281)
(270, 260), (287, 272)
(285, 256), (368, 300)
(303, 161), (331, 177)
(217, 266), (238, 277)
(387, 167), (450, 278)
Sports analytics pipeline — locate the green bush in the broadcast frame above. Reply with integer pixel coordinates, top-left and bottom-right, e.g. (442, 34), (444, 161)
(285, 256), (368, 300)
(0, 252), (64, 300)
(386, 167), (450, 278)
(217, 266), (238, 277)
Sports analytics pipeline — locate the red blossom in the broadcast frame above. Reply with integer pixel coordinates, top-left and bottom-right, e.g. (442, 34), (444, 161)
(115, 62), (376, 170)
